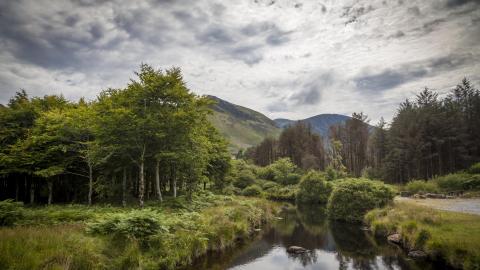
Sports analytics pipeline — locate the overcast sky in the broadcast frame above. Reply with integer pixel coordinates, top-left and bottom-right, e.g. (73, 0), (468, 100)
(0, 0), (479, 122)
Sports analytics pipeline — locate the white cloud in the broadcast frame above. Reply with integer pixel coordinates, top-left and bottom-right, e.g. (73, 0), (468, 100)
(0, 0), (479, 123)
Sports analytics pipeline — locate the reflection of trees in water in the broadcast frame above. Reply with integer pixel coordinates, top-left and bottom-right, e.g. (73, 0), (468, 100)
(330, 221), (379, 270)
(287, 250), (319, 266)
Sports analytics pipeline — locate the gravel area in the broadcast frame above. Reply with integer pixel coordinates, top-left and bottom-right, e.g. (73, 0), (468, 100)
(395, 197), (480, 215)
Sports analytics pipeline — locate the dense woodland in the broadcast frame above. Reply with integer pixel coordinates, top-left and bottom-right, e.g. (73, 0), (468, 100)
(246, 78), (480, 183)
(0, 65), (231, 206)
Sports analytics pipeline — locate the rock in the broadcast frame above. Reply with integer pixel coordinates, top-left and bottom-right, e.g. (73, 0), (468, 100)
(413, 194), (426, 199)
(287, 246), (308, 254)
(361, 226), (370, 231)
(426, 193), (446, 199)
(254, 228), (262, 232)
(387, 233), (402, 244)
(408, 250), (427, 259)
(275, 217), (283, 220)
(400, 191), (412, 197)
(446, 195), (455, 199)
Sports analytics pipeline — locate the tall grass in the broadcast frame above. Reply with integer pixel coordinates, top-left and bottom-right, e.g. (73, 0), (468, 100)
(0, 195), (277, 270)
(365, 202), (480, 270)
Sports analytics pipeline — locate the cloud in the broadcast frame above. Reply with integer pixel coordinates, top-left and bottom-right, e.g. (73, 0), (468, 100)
(0, 0), (479, 124)
(354, 53), (476, 92)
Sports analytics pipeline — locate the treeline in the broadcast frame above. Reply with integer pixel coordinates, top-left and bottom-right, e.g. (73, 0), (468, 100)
(246, 78), (480, 183)
(0, 64), (231, 206)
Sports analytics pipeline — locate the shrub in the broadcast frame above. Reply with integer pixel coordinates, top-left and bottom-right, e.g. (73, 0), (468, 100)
(468, 162), (480, 174)
(0, 200), (24, 226)
(222, 185), (241, 195)
(87, 209), (166, 239)
(241, 185), (262, 197)
(260, 181), (279, 190)
(405, 180), (439, 194)
(264, 158), (298, 185)
(296, 171), (332, 204)
(433, 173), (471, 191)
(265, 185), (297, 201)
(327, 178), (394, 222)
(233, 170), (256, 189)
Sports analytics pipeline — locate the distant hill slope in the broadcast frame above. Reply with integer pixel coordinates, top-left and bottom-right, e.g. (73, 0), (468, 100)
(207, 96), (281, 153)
(275, 114), (352, 138)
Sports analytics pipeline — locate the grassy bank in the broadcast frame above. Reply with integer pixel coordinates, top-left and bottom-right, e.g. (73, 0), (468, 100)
(365, 202), (480, 270)
(0, 193), (277, 270)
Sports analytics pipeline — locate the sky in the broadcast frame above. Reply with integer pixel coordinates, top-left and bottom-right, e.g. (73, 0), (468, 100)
(0, 0), (479, 123)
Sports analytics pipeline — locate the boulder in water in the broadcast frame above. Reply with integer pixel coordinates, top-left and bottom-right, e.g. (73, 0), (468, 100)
(387, 233), (402, 244)
(408, 250), (427, 259)
(287, 246), (308, 254)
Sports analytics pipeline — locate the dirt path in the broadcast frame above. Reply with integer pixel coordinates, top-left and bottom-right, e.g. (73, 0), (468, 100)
(395, 197), (480, 215)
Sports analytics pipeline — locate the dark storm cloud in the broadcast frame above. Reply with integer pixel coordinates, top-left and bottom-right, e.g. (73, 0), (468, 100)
(355, 69), (427, 92)
(445, 0), (480, 8)
(354, 54), (476, 92)
(196, 26), (234, 44)
(290, 73), (334, 105)
(230, 45), (263, 65)
(240, 22), (292, 46)
(407, 6), (421, 16)
(342, 4), (375, 25)
(291, 85), (321, 105)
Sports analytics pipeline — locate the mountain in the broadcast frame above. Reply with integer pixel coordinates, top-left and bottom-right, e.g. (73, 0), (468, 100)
(207, 96), (281, 152)
(274, 114), (351, 138)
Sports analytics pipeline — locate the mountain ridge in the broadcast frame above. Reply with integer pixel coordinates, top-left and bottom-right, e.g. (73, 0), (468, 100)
(207, 95), (355, 152)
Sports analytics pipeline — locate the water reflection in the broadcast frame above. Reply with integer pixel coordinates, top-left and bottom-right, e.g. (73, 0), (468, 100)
(186, 204), (444, 270)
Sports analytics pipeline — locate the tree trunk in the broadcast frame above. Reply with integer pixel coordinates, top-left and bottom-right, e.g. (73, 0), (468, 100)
(47, 180), (53, 206)
(24, 175), (27, 202)
(122, 167), (127, 207)
(203, 181), (206, 190)
(139, 161), (145, 207)
(15, 180), (19, 201)
(88, 163), (93, 206)
(29, 178), (35, 204)
(155, 161), (163, 202)
(173, 164), (177, 198)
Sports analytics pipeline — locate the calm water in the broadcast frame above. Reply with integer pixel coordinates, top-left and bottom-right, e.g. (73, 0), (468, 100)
(186, 205), (447, 270)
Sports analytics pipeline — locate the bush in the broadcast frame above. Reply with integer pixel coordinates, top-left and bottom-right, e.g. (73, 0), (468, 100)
(433, 173), (471, 191)
(327, 178), (394, 222)
(0, 200), (24, 226)
(468, 162), (480, 174)
(222, 185), (241, 195)
(241, 185), (262, 197)
(265, 185), (297, 201)
(263, 158), (298, 185)
(296, 171), (332, 204)
(260, 181), (279, 190)
(87, 209), (166, 239)
(405, 180), (439, 194)
(233, 170), (256, 189)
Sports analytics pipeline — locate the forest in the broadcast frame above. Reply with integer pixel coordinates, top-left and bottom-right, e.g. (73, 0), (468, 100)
(0, 64), (231, 206)
(245, 78), (480, 184)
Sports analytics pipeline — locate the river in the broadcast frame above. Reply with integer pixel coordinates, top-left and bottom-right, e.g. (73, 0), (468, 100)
(186, 204), (450, 270)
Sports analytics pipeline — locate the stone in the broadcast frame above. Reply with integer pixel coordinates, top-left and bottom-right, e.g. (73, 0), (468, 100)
(387, 233), (402, 244)
(287, 246), (308, 254)
(408, 250), (427, 259)
(400, 191), (412, 197)
(425, 193), (446, 199)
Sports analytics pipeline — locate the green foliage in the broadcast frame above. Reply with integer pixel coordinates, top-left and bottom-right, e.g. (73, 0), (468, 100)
(468, 163), (480, 174)
(296, 171), (332, 204)
(241, 185), (262, 197)
(87, 209), (165, 239)
(327, 178), (394, 222)
(433, 173), (480, 191)
(404, 180), (439, 194)
(264, 185), (298, 201)
(234, 169), (256, 189)
(0, 200), (24, 226)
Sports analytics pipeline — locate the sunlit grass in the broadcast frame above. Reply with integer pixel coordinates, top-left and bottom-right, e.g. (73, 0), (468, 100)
(365, 202), (480, 269)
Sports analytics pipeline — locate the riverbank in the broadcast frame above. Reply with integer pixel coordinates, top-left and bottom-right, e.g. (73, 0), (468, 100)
(0, 193), (277, 270)
(395, 197), (480, 215)
(365, 201), (480, 270)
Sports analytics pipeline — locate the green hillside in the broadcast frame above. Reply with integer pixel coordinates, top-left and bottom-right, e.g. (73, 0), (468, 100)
(207, 95), (281, 153)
